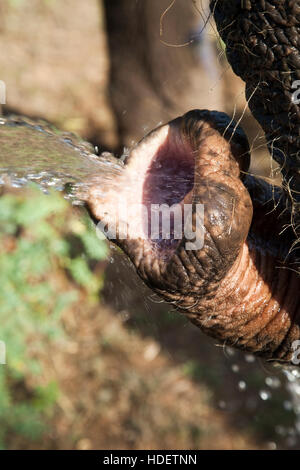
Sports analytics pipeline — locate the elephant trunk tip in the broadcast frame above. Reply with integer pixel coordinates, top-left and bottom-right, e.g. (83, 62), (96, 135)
(85, 110), (251, 265)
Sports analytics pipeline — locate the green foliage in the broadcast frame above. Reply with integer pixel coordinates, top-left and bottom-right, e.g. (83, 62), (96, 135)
(65, 215), (108, 298)
(0, 187), (108, 448)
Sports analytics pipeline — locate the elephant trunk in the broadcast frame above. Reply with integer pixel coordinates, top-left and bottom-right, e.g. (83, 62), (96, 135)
(210, 0), (300, 235)
(86, 110), (300, 364)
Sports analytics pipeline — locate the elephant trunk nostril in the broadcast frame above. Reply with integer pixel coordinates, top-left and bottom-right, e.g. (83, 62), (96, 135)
(141, 128), (195, 253)
(142, 135), (195, 209)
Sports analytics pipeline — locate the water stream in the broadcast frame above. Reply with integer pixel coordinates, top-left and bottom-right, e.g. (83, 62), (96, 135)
(0, 115), (123, 203)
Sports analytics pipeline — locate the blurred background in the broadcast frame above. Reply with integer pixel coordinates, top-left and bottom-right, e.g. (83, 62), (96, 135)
(0, 0), (298, 450)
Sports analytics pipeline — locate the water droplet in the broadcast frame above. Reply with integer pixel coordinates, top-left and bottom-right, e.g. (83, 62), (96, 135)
(266, 442), (277, 450)
(144, 342), (160, 362)
(244, 353), (255, 363)
(231, 364), (239, 373)
(292, 369), (300, 379)
(284, 368), (300, 382)
(225, 346), (235, 357)
(259, 390), (271, 401)
(265, 376), (281, 389)
(283, 400), (293, 411)
(238, 380), (247, 391)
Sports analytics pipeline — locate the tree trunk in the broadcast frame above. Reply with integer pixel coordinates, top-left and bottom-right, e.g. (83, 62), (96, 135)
(103, 0), (225, 149)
